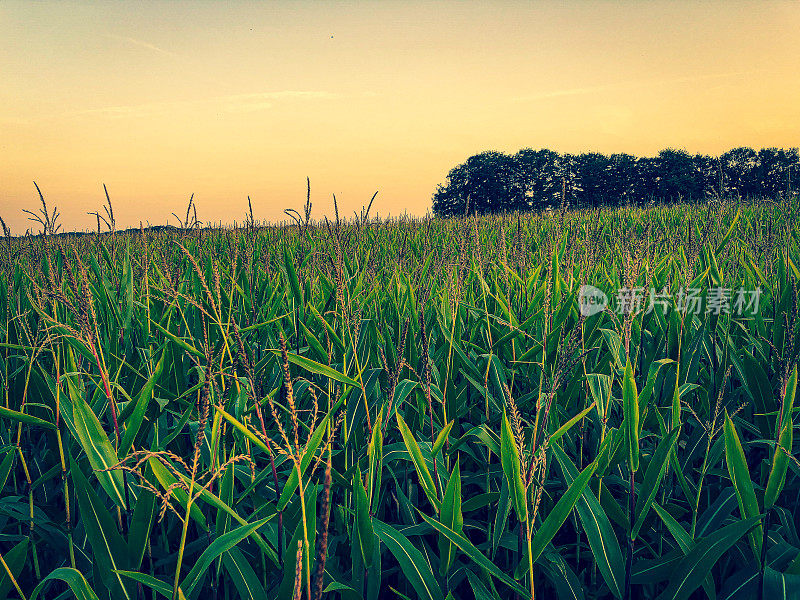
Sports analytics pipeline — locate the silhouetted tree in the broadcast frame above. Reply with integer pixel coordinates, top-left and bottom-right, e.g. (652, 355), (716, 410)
(758, 147), (799, 197)
(631, 157), (659, 204)
(514, 148), (562, 208)
(431, 146), (799, 216)
(431, 180), (463, 217)
(431, 151), (522, 216)
(656, 148), (695, 200)
(559, 153), (583, 206)
(607, 153), (638, 205)
(578, 152), (612, 207)
(720, 147), (758, 197)
(692, 154), (719, 199)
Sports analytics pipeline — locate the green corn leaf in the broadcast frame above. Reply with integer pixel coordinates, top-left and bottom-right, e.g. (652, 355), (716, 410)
(148, 457), (208, 531)
(655, 516), (761, 600)
(353, 467), (376, 567)
(115, 571), (172, 598)
(283, 248), (303, 306)
(0, 450), (15, 491)
(153, 457), (279, 567)
(438, 457), (463, 576)
(465, 569), (501, 600)
(0, 537), (28, 600)
(277, 396), (343, 510)
(671, 364), (682, 430)
(417, 511), (528, 596)
(600, 329), (625, 371)
(396, 413), (440, 511)
(764, 367), (797, 510)
(723, 412), (763, 559)
(595, 427), (624, 478)
(299, 319), (329, 363)
(687, 265), (710, 291)
(587, 374), (612, 421)
(541, 551), (586, 600)
(279, 351), (360, 388)
(0, 405), (55, 430)
(29, 567), (102, 600)
(70, 455), (134, 600)
(119, 346), (166, 456)
(216, 406), (272, 456)
(432, 420), (454, 456)
(738, 352), (774, 439)
(216, 463), (235, 541)
(276, 484), (318, 600)
(368, 409), (384, 511)
(707, 245), (723, 285)
(652, 504), (693, 552)
(632, 427), (680, 539)
(715, 206), (741, 254)
(550, 401), (596, 445)
(637, 359), (674, 431)
(66, 377), (127, 508)
(492, 476), (512, 560)
(553, 444), (624, 599)
(388, 379), (417, 421)
(373, 518), (444, 600)
(652, 504), (715, 598)
(181, 517), (271, 598)
(527, 459), (597, 567)
(462, 492), (499, 513)
(127, 485), (156, 570)
(500, 410), (527, 523)
(222, 548), (268, 600)
(550, 245), (561, 306)
(308, 304), (345, 353)
(762, 567), (800, 599)
(120, 241), (134, 333)
(623, 358), (640, 473)
(151, 320), (204, 358)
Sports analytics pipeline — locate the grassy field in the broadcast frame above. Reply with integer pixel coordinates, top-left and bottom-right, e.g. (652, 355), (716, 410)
(0, 198), (798, 600)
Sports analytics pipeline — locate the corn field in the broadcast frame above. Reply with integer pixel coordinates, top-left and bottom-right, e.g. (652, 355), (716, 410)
(0, 198), (798, 600)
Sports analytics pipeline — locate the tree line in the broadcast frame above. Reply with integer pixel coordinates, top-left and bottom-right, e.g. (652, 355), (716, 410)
(431, 146), (799, 216)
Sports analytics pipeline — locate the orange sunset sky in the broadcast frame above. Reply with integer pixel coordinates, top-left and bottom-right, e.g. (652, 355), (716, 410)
(2, 1), (799, 232)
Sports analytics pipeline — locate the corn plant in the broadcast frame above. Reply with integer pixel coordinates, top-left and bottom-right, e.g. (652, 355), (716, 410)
(0, 197), (797, 599)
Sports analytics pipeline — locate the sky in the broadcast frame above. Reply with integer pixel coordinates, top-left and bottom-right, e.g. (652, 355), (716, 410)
(2, 1), (799, 232)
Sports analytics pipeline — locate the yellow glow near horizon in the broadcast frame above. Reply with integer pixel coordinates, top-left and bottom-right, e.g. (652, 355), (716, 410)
(2, 1), (799, 231)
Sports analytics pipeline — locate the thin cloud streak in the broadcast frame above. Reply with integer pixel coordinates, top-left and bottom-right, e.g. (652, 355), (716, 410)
(221, 91), (341, 113)
(226, 91), (341, 101)
(513, 71), (755, 102)
(105, 34), (180, 59)
(61, 90), (343, 120)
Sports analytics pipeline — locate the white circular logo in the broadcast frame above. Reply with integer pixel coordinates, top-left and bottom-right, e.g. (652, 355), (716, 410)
(578, 285), (608, 317)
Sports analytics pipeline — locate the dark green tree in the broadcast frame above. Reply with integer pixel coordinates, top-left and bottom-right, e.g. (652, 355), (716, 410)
(632, 157), (658, 204)
(607, 153), (638, 205)
(513, 148), (562, 208)
(757, 147), (799, 197)
(656, 148), (695, 200)
(576, 152), (612, 207)
(431, 151), (523, 216)
(558, 153), (583, 206)
(692, 154), (719, 199)
(720, 147), (759, 197)
(432, 146), (799, 216)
